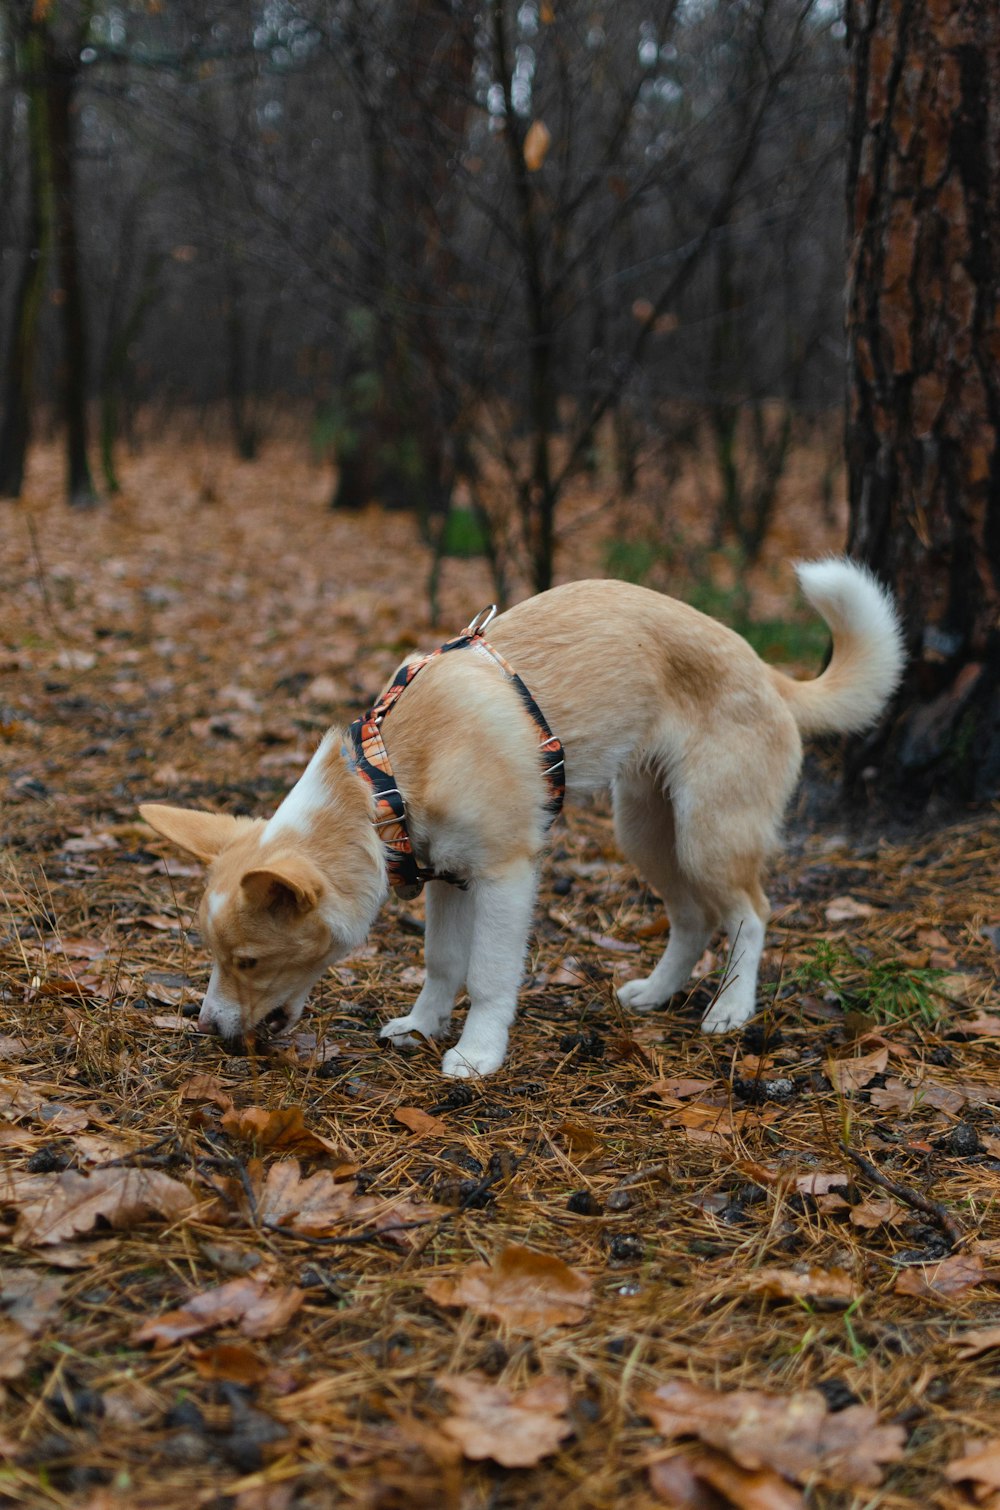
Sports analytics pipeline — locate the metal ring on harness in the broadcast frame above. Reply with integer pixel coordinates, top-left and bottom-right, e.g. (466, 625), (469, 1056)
(464, 604), (498, 637)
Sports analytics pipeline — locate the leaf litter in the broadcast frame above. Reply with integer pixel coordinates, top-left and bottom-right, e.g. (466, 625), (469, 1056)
(2, 437), (1000, 1504)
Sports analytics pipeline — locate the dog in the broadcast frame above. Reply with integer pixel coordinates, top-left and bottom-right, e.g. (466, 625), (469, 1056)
(139, 558), (903, 1077)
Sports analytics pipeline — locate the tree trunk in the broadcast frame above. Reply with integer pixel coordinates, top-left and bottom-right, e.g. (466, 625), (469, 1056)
(45, 29), (96, 506)
(845, 0), (1000, 808)
(0, 20), (50, 499)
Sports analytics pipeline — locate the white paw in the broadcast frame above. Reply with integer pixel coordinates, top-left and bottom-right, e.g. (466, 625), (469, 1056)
(380, 1014), (442, 1047)
(440, 1043), (505, 1079)
(616, 976), (668, 1012)
(701, 999), (754, 1034)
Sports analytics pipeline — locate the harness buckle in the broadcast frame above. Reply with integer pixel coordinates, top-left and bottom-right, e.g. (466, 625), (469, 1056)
(464, 604), (498, 637)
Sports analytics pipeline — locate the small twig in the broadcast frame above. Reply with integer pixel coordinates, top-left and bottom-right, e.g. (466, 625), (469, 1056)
(840, 1142), (964, 1249)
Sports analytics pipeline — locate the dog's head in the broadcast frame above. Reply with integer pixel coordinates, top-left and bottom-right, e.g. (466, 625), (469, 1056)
(138, 803), (377, 1047)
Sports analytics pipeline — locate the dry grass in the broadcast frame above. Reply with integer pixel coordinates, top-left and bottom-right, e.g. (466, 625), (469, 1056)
(2, 437), (1000, 1508)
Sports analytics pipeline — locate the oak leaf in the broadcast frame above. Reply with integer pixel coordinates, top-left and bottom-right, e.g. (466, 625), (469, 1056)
(425, 1244), (593, 1332)
(12, 1166), (196, 1247)
(945, 1437), (1000, 1491)
(133, 1276), (304, 1348)
(641, 1380), (905, 1488)
(742, 1266), (857, 1304)
(650, 1447), (804, 1509)
(221, 1104), (342, 1157)
(394, 1106), (450, 1138)
(956, 1324), (1000, 1359)
(825, 1047), (888, 1094)
(256, 1157), (435, 1247)
(893, 1253), (983, 1300)
(437, 1373), (572, 1467)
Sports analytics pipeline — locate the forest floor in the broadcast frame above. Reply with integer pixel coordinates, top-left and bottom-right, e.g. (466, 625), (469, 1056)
(2, 436), (1000, 1510)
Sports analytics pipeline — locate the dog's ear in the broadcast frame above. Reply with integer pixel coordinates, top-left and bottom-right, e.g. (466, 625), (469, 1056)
(241, 856), (324, 914)
(139, 803), (243, 863)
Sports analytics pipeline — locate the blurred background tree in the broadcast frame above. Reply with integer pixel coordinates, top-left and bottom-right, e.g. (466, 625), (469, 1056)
(0, 0), (845, 586)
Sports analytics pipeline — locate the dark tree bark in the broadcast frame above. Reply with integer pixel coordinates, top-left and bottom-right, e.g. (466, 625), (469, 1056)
(845, 0), (1000, 807)
(0, 17), (49, 499)
(45, 23), (96, 506)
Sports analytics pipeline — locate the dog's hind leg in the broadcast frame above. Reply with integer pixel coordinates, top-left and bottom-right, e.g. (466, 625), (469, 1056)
(441, 857), (538, 1078)
(613, 772), (716, 1011)
(380, 880), (473, 1046)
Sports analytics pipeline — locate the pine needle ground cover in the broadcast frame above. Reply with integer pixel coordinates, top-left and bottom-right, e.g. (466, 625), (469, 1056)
(2, 441), (1000, 1509)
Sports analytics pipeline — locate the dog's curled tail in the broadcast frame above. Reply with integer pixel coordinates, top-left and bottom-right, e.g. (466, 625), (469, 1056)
(775, 557), (905, 737)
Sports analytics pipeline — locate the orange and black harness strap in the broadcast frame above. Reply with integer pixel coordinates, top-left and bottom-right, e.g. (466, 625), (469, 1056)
(343, 608), (565, 900)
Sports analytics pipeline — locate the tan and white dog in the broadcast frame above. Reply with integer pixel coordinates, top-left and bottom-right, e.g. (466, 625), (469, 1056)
(140, 559), (903, 1077)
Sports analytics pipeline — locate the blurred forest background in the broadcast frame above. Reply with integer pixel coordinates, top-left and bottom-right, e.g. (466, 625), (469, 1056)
(0, 0), (845, 575)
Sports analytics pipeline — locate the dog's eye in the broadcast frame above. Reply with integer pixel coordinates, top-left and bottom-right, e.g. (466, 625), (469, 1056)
(235, 957), (258, 971)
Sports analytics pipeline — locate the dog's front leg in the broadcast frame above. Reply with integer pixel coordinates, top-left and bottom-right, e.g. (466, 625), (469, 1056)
(440, 859), (538, 1079)
(381, 880), (473, 1047)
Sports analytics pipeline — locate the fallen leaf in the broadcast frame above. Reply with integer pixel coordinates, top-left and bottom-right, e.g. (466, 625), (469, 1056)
(256, 1157), (435, 1247)
(742, 1266), (857, 1304)
(437, 1373), (572, 1467)
(824, 896), (878, 921)
(956, 1324), (1000, 1359)
(850, 1198), (905, 1229)
(178, 1073), (234, 1107)
(221, 1104), (342, 1157)
(640, 1380), (905, 1488)
(0, 1320), (32, 1380)
(960, 1012), (1000, 1037)
(650, 1447), (804, 1509)
(869, 1077), (965, 1115)
(894, 1253), (984, 1300)
(825, 1047), (888, 1094)
(795, 1171), (850, 1197)
(189, 1340), (270, 1384)
(425, 1244), (593, 1332)
(11, 1166), (197, 1247)
(394, 1106), (450, 1138)
(0, 1268), (67, 1333)
(133, 1276), (304, 1348)
(945, 1437), (1000, 1491)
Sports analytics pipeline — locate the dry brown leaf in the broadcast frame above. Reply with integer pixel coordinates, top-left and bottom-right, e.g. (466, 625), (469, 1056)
(256, 1157), (435, 1247)
(394, 1106), (450, 1138)
(956, 1324), (1000, 1359)
(824, 896), (878, 921)
(641, 1380), (905, 1488)
(437, 1373), (572, 1467)
(649, 1447), (804, 1509)
(425, 1244), (593, 1332)
(825, 1046), (889, 1094)
(12, 1166), (196, 1247)
(850, 1197), (905, 1229)
(794, 1171), (849, 1196)
(893, 1253), (984, 1300)
(0, 1320), (33, 1380)
(961, 1012), (1000, 1037)
(178, 1073), (235, 1107)
(0, 1268), (67, 1333)
(133, 1276), (304, 1348)
(189, 1340), (270, 1384)
(869, 1076), (965, 1114)
(221, 1104), (342, 1157)
(945, 1437), (1000, 1491)
(522, 119), (552, 172)
(742, 1266), (857, 1303)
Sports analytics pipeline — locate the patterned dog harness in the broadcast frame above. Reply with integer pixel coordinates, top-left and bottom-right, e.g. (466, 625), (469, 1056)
(344, 607), (565, 899)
